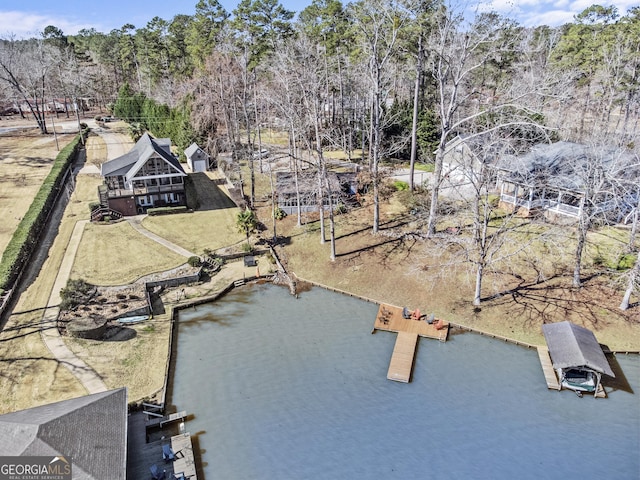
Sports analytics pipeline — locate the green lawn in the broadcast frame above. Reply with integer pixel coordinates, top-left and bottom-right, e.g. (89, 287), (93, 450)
(141, 209), (245, 255)
(71, 221), (188, 285)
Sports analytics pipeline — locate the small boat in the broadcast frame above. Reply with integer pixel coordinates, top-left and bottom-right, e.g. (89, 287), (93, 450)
(117, 315), (149, 325)
(558, 368), (597, 393)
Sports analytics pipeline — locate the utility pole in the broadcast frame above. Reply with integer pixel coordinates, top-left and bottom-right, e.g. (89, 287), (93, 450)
(49, 101), (59, 151)
(74, 96), (84, 145)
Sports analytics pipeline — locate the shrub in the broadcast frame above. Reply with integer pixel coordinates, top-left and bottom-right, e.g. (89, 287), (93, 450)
(274, 207), (287, 220)
(59, 278), (94, 311)
(188, 256), (201, 267)
(394, 180), (409, 191)
(147, 206), (189, 216)
(615, 253), (636, 270)
(242, 243), (254, 253)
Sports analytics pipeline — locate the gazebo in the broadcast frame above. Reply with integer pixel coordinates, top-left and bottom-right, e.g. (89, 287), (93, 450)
(542, 321), (614, 397)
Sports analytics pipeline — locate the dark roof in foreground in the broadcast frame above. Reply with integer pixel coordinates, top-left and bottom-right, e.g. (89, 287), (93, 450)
(542, 321), (614, 377)
(0, 388), (127, 480)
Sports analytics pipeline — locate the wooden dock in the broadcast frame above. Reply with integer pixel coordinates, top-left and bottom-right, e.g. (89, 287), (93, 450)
(373, 304), (449, 341)
(387, 331), (419, 382)
(172, 433), (198, 479)
(145, 410), (187, 430)
(374, 304), (448, 383)
(537, 346), (560, 390)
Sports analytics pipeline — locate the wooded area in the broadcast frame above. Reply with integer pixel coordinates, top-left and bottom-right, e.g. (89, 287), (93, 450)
(1, 0), (638, 308)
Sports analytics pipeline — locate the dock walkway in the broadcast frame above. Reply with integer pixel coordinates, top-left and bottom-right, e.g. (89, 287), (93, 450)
(387, 332), (419, 382)
(374, 304), (448, 383)
(145, 410), (187, 430)
(537, 346), (560, 390)
(373, 304), (448, 340)
(172, 433), (198, 479)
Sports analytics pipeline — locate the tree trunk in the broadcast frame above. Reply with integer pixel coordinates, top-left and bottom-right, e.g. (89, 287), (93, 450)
(323, 161), (337, 261)
(427, 143), (446, 235)
(409, 36), (422, 192)
(371, 67), (382, 234)
(317, 169), (326, 244)
(473, 263), (483, 306)
(290, 125), (302, 227)
(620, 251), (640, 310)
(628, 198), (638, 252)
(573, 220), (588, 288)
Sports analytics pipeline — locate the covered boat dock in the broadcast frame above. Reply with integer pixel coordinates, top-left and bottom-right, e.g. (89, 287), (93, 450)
(541, 321), (614, 398)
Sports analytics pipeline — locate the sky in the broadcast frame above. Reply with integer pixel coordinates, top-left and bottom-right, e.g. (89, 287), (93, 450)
(0, 0), (637, 38)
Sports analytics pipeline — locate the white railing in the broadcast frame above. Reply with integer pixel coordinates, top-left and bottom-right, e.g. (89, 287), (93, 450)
(106, 184), (184, 198)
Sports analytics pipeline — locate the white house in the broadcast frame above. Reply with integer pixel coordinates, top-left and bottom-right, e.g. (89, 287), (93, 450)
(494, 142), (636, 221)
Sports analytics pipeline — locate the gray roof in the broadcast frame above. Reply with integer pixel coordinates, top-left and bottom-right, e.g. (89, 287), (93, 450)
(0, 388), (128, 480)
(101, 132), (185, 179)
(184, 142), (208, 159)
(495, 141), (636, 192)
(542, 321), (614, 377)
(276, 171), (356, 195)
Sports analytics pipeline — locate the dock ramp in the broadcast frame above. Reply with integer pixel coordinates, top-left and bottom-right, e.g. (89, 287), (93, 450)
(387, 332), (419, 383)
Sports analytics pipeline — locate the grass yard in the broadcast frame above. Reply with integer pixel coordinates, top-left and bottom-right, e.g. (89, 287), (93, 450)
(65, 315), (172, 401)
(141, 172), (245, 255)
(71, 221), (188, 285)
(141, 210), (245, 255)
(0, 131), (100, 414)
(0, 130), (75, 253)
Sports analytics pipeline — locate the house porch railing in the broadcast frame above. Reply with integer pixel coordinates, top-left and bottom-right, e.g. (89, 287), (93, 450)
(501, 194), (581, 217)
(105, 184), (185, 198)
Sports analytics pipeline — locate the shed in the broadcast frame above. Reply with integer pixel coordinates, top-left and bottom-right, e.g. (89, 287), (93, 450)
(542, 321), (614, 396)
(185, 143), (210, 172)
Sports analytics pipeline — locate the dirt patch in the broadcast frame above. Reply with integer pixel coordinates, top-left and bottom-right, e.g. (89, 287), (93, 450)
(58, 283), (148, 325)
(58, 264), (200, 327)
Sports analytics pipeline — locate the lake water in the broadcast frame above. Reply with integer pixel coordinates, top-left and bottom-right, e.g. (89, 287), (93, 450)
(170, 283), (639, 480)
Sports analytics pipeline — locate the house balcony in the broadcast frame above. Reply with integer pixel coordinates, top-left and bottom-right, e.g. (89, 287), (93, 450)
(103, 184), (185, 198)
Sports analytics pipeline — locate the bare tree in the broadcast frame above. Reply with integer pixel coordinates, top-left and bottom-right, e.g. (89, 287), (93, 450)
(425, 6), (558, 235)
(569, 144), (635, 287)
(349, 0), (412, 234)
(620, 250), (640, 310)
(0, 36), (57, 134)
(433, 132), (545, 306)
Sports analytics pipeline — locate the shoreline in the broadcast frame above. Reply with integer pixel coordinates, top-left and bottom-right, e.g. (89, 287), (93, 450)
(150, 273), (639, 412)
